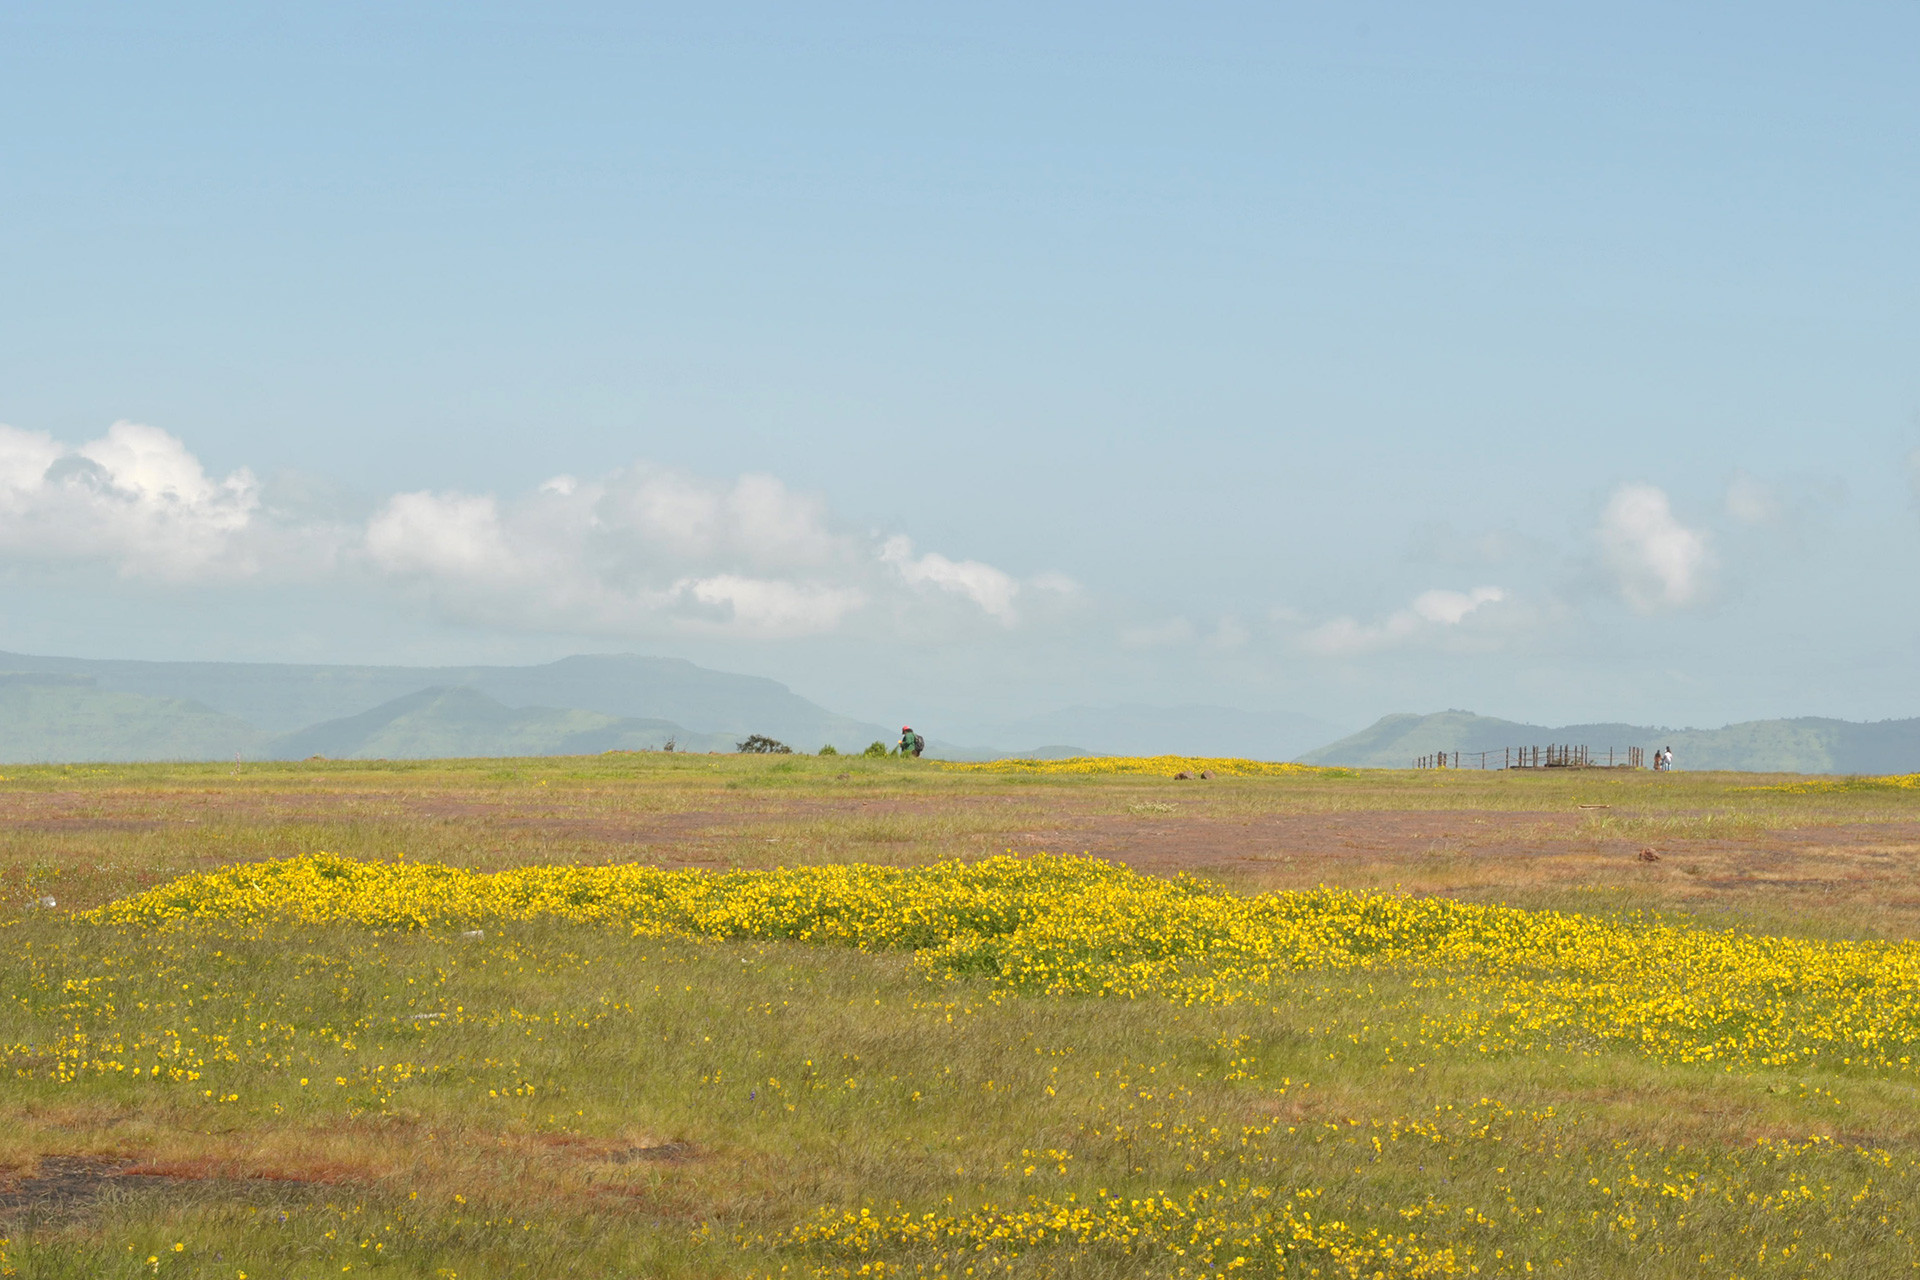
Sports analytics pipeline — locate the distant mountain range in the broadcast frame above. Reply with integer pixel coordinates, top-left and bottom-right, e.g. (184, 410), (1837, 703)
(0, 649), (1350, 765)
(4, 648), (1917, 772)
(0, 651), (1116, 763)
(0, 651), (880, 740)
(267, 687), (740, 760)
(1301, 710), (1920, 774)
(0, 652), (880, 762)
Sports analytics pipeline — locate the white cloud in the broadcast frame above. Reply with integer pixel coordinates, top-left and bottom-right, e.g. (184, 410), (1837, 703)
(1411, 586), (1505, 625)
(879, 535), (1021, 624)
(0, 422), (1051, 641)
(679, 574), (867, 636)
(0, 426), (64, 493)
(367, 491), (524, 584)
(1302, 586), (1508, 656)
(363, 471), (946, 638)
(362, 469), (1073, 637)
(1598, 483), (1712, 612)
(0, 421), (261, 579)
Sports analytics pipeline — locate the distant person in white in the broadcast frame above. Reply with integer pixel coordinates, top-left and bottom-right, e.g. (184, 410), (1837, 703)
(1660, 746), (1674, 771)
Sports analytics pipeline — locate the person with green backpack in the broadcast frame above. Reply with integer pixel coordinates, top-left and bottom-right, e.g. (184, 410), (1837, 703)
(898, 725), (925, 758)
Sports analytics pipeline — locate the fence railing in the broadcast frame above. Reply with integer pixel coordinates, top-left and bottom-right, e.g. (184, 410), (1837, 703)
(1414, 745), (1644, 770)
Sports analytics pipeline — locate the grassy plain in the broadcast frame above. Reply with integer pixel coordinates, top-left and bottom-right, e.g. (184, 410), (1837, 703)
(4, 755), (1920, 1278)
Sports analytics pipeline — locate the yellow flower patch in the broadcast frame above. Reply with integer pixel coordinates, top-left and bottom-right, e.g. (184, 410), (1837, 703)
(935, 755), (1331, 777)
(90, 853), (1920, 1075)
(1742, 773), (1920, 795)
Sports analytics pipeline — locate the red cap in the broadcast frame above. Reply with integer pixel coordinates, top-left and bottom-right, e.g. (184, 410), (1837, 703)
(901, 725), (911, 731)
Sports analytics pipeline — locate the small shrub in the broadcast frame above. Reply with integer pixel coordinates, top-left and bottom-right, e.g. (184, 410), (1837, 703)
(737, 734), (793, 754)
(863, 741), (888, 758)
(818, 744), (839, 756)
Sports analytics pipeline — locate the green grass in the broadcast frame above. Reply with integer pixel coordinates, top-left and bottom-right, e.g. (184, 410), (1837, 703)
(5, 757), (1920, 1276)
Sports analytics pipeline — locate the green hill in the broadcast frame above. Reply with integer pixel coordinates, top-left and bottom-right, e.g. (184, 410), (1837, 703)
(1301, 710), (1920, 773)
(0, 674), (261, 763)
(265, 687), (735, 760)
(0, 650), (888, 748)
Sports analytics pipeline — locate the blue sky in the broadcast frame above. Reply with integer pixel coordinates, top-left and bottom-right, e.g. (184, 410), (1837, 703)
(2, 2), (1916, 737)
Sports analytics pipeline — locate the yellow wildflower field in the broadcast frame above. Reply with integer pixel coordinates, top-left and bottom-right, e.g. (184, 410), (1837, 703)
(1, 848), (1916, 1276)
(4, 757), (1920, 1278)
(89, 852), (1920, 1074)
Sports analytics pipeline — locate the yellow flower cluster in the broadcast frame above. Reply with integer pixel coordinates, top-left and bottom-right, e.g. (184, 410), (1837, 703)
(785, 1183), (1462, 1279)
(935, 756), (1329, 777)
(1742, 773), (1920, 795)
(92, 853), (1920, 1075)
(780, 1118), (1913, 1278)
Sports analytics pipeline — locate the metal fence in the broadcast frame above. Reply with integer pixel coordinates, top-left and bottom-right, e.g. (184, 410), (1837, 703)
(1414, 745), (1644, 770)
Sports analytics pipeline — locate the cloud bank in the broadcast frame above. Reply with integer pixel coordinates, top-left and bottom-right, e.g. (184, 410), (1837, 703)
(0, 423), (1826, 670)
(0, 422), (1066, 640)
(0, 421), (263, 579)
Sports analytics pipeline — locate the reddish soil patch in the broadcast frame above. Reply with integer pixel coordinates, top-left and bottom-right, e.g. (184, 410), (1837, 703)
(1035, 809), (1579, 875)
